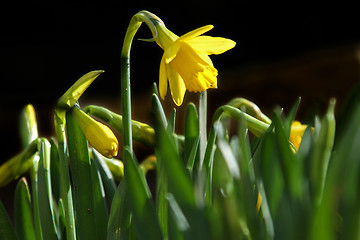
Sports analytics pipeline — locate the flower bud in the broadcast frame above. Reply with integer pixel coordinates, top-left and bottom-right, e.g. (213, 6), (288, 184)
(72, 107), (118, 158)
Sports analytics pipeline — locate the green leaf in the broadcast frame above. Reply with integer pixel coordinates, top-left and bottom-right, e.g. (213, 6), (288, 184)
(310, 99), (336, 204)
(215, 123), (240, 179)
(66, 110), (97, 240)
(186, 136), (200, 177)
(156, 122), (196, 209)
(155, 149), (168, 240)
(284, 97), (301, 137)
(123, 148), (163, 240)
(91, 149), (116, 204)
(0, 200), (17, 240)
(253, 123), (284, 216)
(90, 157), (109, 240)
(272, 111), (302, 199)
(167, 193), (190, 237)
(49, 139), (60, 203)
(152, 93), (168, 128)
(107, 180), (131, 240)
(184, 103), (200, 175)
(156, 120), (209, 239)
(14, 177), (37, 240)
(167, 109), (176, 133)
(37, 139), (59, 240)
(29, 152), (43, 240)
(57, 199), (67, 240)
(54, 109), (76, 240)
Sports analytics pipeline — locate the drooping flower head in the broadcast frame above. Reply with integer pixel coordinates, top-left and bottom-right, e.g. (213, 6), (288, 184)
(139, 11), (236, 106)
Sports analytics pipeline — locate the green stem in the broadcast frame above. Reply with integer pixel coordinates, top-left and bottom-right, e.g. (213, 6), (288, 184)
(54, 109), (76, 240)
(121, 16), (142, 156)
(121, 11), (159, 157)
(198, 91), (207, 166)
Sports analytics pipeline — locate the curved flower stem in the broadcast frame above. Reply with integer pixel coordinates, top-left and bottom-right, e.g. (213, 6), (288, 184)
(202, 105), (270, 204)
(121, 20), (138, 156)
(121, 11), (158, 156)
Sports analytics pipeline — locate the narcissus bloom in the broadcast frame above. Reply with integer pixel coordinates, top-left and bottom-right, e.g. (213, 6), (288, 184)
(289, 121), (308, 149)
(72, 107), (119, 158)
(155, 23), (236, 106)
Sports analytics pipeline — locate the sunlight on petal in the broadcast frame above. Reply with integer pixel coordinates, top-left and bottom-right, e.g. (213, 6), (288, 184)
(187, 36), (236, 55)
(164, 42), (182, 63)
(159, 55), (168, 100)
(166, 63), (186, 106)
(178, 25), (214, 41)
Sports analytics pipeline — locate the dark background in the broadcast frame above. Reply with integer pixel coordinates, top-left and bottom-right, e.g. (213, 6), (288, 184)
(1, 1), (360, 215)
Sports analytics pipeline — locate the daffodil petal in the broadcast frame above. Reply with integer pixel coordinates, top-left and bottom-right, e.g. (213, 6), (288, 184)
(166, 63), (186, 106)
(187, 36), (236, 55)
(178, 25), (214, 41)
(164, 41), (182, 63)
(159, 55), (168, 99)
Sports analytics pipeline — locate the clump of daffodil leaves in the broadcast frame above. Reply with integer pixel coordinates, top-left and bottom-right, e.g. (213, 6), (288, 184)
(2, 10), (360, 240)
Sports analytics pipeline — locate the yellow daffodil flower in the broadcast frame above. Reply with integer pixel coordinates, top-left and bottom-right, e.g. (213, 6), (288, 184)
(289, 121), (308, 149)
(72, 107), (119, 158)
(154, 21), (236, 106)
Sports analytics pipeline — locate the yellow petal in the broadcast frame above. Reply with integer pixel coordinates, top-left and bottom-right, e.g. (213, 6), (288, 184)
(166, 63), (186, 106)
(289, 121), (308, 149)
(159, 55), (168, 99)
(164, 41), (182, 63)
(187, 36), (236, 55)
(178, 25), (214, 41)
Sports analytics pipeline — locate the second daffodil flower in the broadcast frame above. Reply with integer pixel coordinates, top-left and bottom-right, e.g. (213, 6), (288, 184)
(289, 121), (308, 150)
(152, 16), (236, 106)
(72, 107), (119, 158)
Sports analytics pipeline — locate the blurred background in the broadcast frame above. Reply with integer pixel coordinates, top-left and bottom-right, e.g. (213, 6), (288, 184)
(1, 1), (360, 214)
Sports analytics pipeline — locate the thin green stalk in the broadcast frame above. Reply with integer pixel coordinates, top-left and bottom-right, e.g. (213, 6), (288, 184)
(54, 109), (76, 240)
(120, 11), (159, 157)
(199, 91), (207, 167)
(120, 16), (141, 155)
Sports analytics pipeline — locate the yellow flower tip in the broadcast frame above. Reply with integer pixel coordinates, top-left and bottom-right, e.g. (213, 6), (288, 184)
(289, 121), (308, 150)
(256, 193), (262, 212)
(86, 121), (119, 158)
(72, 107), (119, 158)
